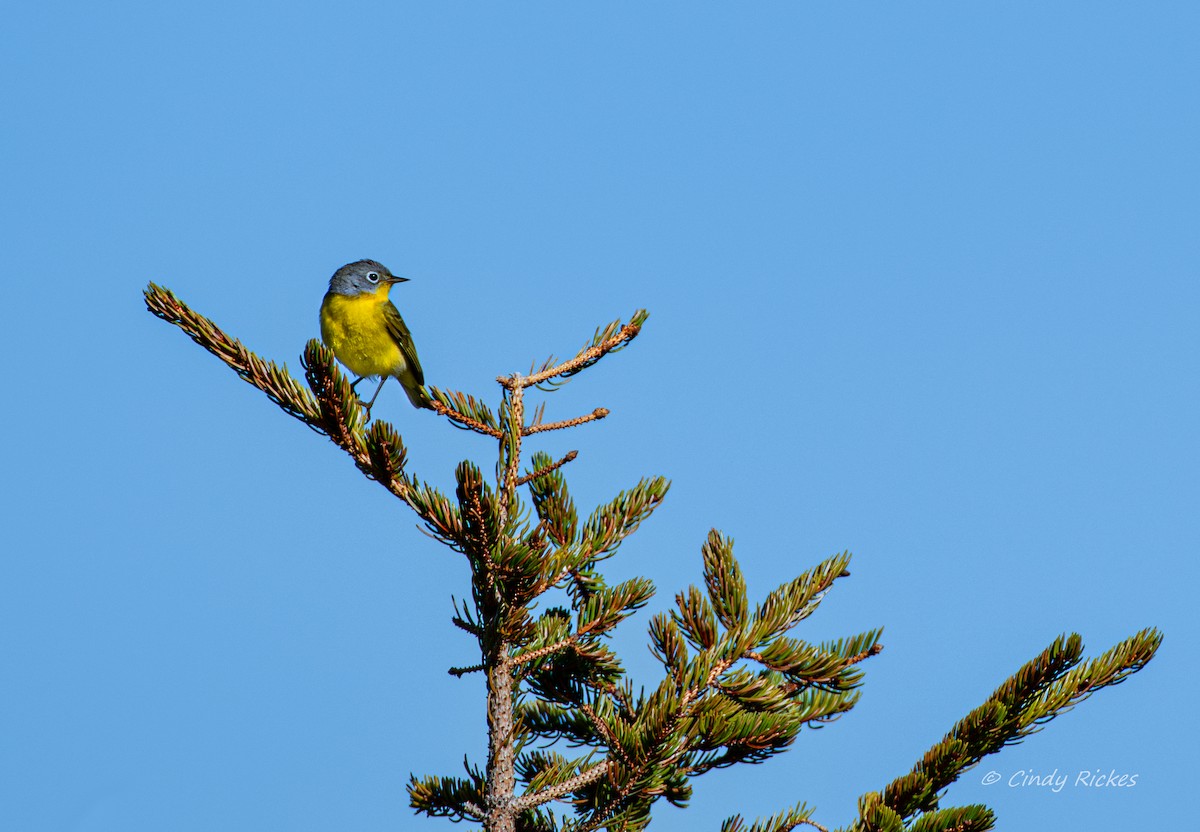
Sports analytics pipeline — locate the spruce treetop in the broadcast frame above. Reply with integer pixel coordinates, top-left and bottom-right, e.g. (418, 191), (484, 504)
(146, 283), (1161, 832)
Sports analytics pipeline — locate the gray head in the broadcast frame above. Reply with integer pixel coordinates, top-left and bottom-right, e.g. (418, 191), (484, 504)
(327, 259), (409, 296)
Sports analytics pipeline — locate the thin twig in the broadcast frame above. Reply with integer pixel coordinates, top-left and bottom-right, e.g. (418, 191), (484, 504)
(500, 382), (525, 510)
(510, 760), (612, 812)
(450, 664), (486, 677)
(579, 703), (626, 765)
(514, 636), (578, 667)
(430, 399), (504, 438)
(524, 409), (609, 436)
(498, 320), (642, 389)
(516, 450), (579, 486)
(843, 642), (884, 667)
(745, 642), (883, 682)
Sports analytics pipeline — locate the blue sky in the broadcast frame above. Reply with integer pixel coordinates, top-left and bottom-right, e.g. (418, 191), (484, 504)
(1, 2), (1196, 829)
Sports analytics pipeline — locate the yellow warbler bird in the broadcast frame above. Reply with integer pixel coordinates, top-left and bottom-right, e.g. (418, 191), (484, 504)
(319, 259), (433, 415)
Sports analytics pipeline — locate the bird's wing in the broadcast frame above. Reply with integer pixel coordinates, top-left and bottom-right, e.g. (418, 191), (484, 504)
(382, 301), (425, 384)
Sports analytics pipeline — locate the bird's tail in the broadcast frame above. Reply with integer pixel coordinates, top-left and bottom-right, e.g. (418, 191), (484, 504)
(405, 381), (435, 410)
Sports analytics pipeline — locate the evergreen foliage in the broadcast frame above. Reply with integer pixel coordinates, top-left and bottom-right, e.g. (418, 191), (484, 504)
(145, 283), (1161, 832)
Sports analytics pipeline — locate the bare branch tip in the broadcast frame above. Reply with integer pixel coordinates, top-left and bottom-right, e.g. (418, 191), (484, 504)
(516, 449), (580, 486)
(449, 664), (486, 678)
(523, 409), (609, 435)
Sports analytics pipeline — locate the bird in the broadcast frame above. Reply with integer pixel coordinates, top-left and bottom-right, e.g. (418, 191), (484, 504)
(319, 259), (433, 417)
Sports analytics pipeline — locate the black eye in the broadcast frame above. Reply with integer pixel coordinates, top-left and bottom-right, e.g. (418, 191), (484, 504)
(366, 272), (380, 283)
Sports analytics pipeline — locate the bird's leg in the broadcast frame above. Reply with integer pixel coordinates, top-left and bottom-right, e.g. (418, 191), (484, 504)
(349, 376), (366, 392)
(360, 376), (389, 421)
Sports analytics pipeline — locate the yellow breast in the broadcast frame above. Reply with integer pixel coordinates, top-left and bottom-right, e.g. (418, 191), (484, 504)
(319, 291), (404, 378)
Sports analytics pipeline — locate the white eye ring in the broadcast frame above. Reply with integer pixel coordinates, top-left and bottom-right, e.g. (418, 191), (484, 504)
(366, 272), (380, 283)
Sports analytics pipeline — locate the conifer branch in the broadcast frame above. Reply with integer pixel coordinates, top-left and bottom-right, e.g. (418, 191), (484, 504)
(723, 808), (829, 832)
(301, 342), (368, 453)
(578, 703), (628, 766)
(571, 653), (742, 830)
(749, 638), (884, 693)
(450, 615), (483, 636)
(580, 477), (670, 561)
(526, 452), (579, 547)
(516, 579), (653, 670)
(450, 664), (486, 677)
(843, 628), (1162, 831)
(524, 409), (610, 436)
(451, 599), (483, 638)
(906, 805), (994, 832)
(143, 283), (322, 425)
(456, 463), (496, 565)
(430, 401), (504, 437)
(510, 760), (612, 811)
(517, 450), (579, 486)
(515, 701), (602, 747)
(408, 771), (487, 823)
(497, 311), (647, 390)
(842, 643), (882, 668)
(515, 636), (579, 667)
(429, 387), (504, 438)
(144, 284), (434, 513)
(407, 480), (468, 549)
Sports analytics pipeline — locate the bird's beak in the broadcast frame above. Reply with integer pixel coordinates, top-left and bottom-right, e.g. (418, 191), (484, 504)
(387, 275), (410, 284)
